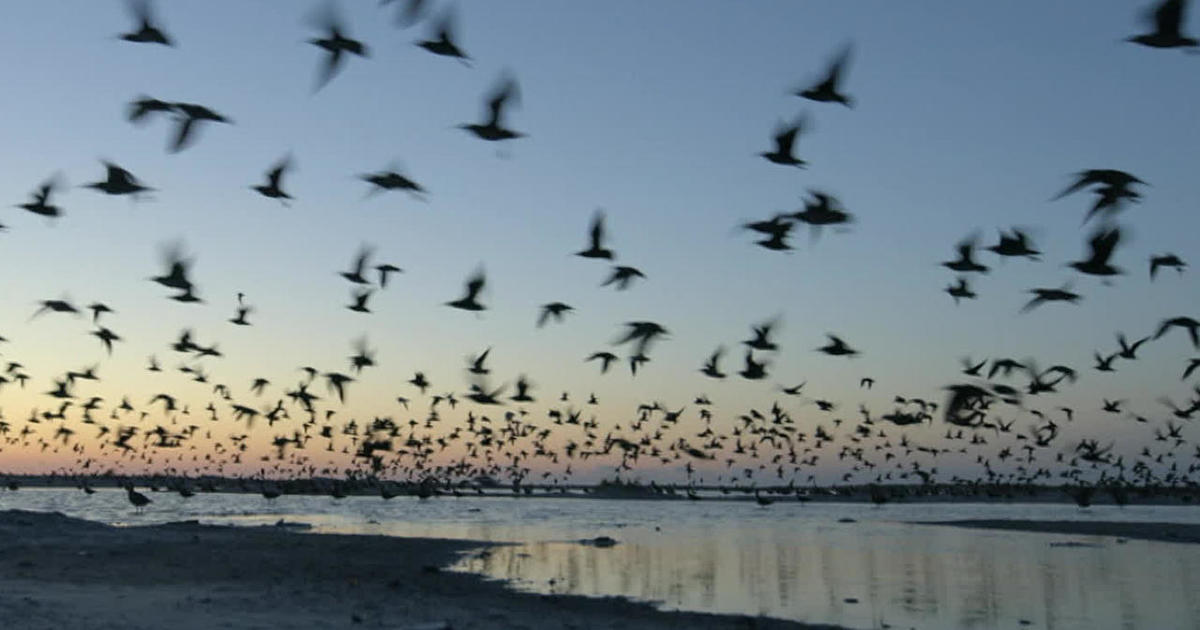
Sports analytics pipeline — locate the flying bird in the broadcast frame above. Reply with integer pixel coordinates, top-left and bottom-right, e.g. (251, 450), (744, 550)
(1068, 226), (1123, 277)
(416, 8), (470, 64)
(760, 114), (808, 167)
(253, 155), (294, 204)
(308, 2), (370, 90)
(446, 268), (487, 311)
(1150, 253), (1186, 280)
(796, 44), (854, 107)
(538, 302), (573, 327)
(460, 73), (524, 141)
(1127, 0), (1198, 49)
(117, 0), (173, 46)
(84, 161), (152, 197)
(576, 210), (615, 260)
(17, 177), (64, 218)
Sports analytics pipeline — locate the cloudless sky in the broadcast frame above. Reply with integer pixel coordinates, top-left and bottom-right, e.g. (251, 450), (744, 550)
(0, 1), (1197, 483)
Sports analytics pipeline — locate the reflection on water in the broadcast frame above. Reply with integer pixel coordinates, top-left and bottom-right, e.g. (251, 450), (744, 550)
(3, 488), (1200, 629)
(455, 520), (1200, 630)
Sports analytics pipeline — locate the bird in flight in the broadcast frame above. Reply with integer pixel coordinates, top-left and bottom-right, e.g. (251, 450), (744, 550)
(986, 228), (1040, 260)
(1150, 253), (1186, 280)
(1127, 0), (1198, 49)
(1021, 284), (1081, 313)
(796, 44), (854, 107)
(168, 103), (233, 153)
(361, 164), (426, 199)
(1155, 316), (1200, 349)
(576, 210), (615, 260)
(945, 277), (977, 304)
(253, 155), (294, 205)
(601, 266), (646, 290)
(700, 347), (726, 379)
(460, 73), (524, 142)
(447, 267), (487, 311)
(17, 176), (64, 218)
(84, 161), (152, 197)
(538, 302), (573, 327)
(760, 114), (808, 168)
(117, 0), (173, 46)
(942, 235), (989, 274)
(340, 245), (374, 284)
(586, 351), (618, 374)
(308, 2), (369, 91)
(1068, 226), (1123, 277)
(416, 7), (471, 64)
(818, 334), (858, 357)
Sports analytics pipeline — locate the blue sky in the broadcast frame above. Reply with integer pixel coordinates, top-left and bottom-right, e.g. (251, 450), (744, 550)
(0, 1), (1197, 482)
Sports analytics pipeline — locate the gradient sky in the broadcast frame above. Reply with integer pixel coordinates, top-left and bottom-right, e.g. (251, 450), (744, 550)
(0, 1), (1197, 483)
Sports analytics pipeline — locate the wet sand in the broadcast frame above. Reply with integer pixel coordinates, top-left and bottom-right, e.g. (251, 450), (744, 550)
(921, 519), (1200, 544)
(0, 510), (827, 630)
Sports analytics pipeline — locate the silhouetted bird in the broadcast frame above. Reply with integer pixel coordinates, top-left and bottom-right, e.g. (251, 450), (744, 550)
(942, 236), (989, 273)
(577, 210), (615, 260)
(128, 95), (175, 123)
(253, 155), (294, 204)
(1127, 0), (1198, 49)
(118, 0), (173, 46)
(1068, 226), (1123, 276)
(1155, 316), (1200, 349)
(416, 8), (470, 64)
(84, 161), (152, 197)
(791, 191), (853, 237)
(945, 277), (977, 304)
(168, 103), (232, 152)
(1150, 253), (1186, 280)
(308, 2), (370, 90)
(17, 177), (63, 218)
(1021, 284), (1081, 313)
(796, 44), (854, 107)
(760, 114), (808, 167)
(125, 484), (152, 512)
(701, 347), (726, 379)
(986, 228), (1040, 259)
(32, 299), (79, 319)
(376, 263), (402, 288)
(586, 352), (618, 374)
(87, 303), (113, 323)
(340, 246), (373, 284)
(601, 266), (646, 290)
(460, 73), (524, 141)
(739, 351), (768, 380)
(361, 165), (425, 198)
(447, 268), (487, 311)
(818, 334), (858, 357)
(347, 288), (373, 313)
(538, 302), (573, 327)
(744, 320), (780, 351)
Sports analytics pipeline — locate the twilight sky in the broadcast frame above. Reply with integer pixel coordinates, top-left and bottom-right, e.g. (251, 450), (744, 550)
(0, 1), (1197, 483)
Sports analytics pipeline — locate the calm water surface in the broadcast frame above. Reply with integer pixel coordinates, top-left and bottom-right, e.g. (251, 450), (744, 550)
(3, 488), (1200, 630)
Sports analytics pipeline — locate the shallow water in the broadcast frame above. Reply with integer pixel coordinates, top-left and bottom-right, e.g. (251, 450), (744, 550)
(3, 487), (1200, 630)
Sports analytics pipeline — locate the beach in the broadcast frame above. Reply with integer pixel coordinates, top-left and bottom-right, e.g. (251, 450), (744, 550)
(923, 519), (1200, 545)
(0, 510), (822, 630)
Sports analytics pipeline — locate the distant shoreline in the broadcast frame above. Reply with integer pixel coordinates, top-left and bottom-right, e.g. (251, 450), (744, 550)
(0, 509), (828, 630)
(4, 475), (1200, 506)
(917, 519), (1200, 545)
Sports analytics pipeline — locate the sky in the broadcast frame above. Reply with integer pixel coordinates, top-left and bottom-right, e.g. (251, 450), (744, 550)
(0, 1), (1197, 485)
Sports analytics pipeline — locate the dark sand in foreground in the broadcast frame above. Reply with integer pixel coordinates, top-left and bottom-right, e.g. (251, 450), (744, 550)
(921, 519), (1200, 544)
(0, 510), (826, 630)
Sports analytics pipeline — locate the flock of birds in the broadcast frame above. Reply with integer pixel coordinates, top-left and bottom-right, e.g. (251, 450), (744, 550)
(3, 0), (1200, 508)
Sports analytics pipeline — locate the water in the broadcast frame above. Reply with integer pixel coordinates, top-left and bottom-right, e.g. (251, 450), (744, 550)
(3, 487), (1200, 630)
